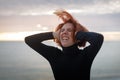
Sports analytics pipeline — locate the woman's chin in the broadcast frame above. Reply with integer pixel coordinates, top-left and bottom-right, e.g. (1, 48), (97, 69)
(61, 43), (74, 47)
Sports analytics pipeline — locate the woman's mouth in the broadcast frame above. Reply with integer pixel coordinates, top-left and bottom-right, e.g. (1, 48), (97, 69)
(61, 36), (69, 41)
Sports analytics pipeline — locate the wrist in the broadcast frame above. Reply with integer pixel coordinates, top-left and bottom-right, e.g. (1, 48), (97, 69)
(52, 32), (57, 39)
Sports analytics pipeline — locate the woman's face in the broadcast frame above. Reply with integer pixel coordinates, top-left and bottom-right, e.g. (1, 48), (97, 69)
(60, 23), (75, 47)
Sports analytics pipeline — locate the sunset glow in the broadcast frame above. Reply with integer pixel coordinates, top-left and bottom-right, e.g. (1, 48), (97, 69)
(0, 31), (40, 41)
(0, 32), (120, 41)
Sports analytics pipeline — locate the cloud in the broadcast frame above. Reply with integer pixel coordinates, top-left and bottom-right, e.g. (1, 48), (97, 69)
(0, 0), (120, 16)
(0, 0), (120, 33)
(89, 0), (120, 14)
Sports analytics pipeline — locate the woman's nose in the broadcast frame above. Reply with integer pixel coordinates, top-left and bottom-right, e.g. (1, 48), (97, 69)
(63, 30), (68, 34)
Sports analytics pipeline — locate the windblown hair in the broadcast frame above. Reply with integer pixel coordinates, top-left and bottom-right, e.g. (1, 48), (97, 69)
(54, 9), (89, 47)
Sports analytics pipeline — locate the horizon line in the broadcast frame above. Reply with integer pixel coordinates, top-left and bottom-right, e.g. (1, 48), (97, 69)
(0, 31), (120, 41)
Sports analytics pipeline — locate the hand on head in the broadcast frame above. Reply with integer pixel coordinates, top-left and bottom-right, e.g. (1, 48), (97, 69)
(54, 9), (88, 32)
(53, 9), (89, 47)
(54, 9), (73, 22)
(53, 29), (60, 41)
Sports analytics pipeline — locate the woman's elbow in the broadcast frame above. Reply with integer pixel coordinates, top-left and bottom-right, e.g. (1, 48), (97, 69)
(97, 33), (104, 44)
(99, 33), (104, 41)
(24, 36), (31, 45)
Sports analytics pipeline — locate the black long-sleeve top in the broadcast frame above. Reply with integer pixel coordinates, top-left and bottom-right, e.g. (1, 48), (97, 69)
(25, 31), (104, 80)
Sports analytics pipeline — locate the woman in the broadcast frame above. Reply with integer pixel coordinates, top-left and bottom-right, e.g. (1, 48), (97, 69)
(25, 10), (104, 80)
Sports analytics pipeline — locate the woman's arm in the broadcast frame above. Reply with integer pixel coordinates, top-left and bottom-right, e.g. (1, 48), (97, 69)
(25, 32), (61, 61)
(76, 31), (104, 61)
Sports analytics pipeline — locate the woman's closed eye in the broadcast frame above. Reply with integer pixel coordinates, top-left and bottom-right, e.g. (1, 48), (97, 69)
(61, 28), (73, 33)
(60, 29), (65, 32)
(67, 28), (73, 32)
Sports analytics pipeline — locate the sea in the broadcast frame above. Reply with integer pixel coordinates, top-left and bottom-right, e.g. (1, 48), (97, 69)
(0, 41), (120, 80)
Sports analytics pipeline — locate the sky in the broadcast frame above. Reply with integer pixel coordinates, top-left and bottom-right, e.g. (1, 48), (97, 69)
(0, 0), (120, 41)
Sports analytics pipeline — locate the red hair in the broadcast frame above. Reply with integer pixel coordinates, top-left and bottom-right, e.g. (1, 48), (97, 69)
(54, 9), (89, 47)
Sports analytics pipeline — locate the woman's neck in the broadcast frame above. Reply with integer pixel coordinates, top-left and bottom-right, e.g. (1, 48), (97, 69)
(62, 43), (79, 55)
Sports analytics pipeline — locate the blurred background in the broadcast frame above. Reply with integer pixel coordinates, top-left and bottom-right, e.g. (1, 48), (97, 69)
(0, 0), (120, 80)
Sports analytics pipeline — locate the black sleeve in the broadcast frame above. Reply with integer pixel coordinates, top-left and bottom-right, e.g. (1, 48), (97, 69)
(25, 32), (61, 61)
(76, 31), (104, 62)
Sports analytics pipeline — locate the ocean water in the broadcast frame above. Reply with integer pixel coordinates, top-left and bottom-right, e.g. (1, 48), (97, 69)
(0, 41), (120, 80)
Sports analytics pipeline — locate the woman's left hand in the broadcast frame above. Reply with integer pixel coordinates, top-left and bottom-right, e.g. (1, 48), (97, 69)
(54, 9), (71, 22)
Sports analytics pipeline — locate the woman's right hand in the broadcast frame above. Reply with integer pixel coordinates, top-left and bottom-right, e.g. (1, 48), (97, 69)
(53, 29), (60, 40)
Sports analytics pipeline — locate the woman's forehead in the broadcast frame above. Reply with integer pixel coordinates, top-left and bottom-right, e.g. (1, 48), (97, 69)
(62, 23), (74, 29)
